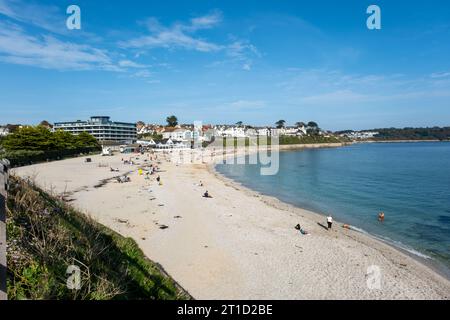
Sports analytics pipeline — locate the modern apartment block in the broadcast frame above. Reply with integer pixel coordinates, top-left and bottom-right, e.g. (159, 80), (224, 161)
(53, 116), (137, 144)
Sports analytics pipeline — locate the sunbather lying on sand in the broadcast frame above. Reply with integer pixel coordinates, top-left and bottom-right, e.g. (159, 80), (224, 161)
(203, 191), (213, 198)
(295, 224), (309, 235)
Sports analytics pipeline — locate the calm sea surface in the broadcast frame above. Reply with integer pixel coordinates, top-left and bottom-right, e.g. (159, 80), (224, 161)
(216, 142), (450, 273)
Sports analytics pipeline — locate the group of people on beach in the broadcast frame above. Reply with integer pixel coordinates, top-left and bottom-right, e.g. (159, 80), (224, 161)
(295, 211), (385, 236)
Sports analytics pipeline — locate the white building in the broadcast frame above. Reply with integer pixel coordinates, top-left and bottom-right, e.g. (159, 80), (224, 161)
(155, 138), (189, 150)
(162, 128), (193, 141)
(0, 127), (9, 137)
(54, 116), (137, 144)
(339, 131), (379, 140)
(214, 126), (247, 138)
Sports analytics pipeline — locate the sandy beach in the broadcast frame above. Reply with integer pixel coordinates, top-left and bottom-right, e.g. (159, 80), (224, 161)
(13, 149), (450, 300)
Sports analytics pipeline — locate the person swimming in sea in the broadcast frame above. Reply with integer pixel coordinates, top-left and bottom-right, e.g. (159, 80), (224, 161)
(378, 212), (385, 222)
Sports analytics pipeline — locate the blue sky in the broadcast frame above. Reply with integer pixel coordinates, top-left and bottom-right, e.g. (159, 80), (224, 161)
(0, 0), (449, 130)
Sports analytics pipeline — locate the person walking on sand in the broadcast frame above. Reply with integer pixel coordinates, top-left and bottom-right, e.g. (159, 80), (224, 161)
(327, 215), (333, 230)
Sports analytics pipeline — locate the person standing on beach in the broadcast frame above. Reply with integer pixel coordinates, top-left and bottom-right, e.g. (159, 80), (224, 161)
(327, 215), (333, 230)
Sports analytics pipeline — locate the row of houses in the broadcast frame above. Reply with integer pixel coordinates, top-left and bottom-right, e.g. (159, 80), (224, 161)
(137, 123), (313, 141)
(1, 118), (326, 150)
(338, 131), (379, 140)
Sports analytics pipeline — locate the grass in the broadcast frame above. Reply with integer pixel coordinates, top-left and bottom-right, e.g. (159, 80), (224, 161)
(6, 176), (191, 300)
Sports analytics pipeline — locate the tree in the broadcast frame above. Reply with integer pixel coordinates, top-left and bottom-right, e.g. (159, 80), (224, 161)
(307, 121), (318, 128)
(295, 122), (306, 128)
(306, 121), (320, 135)
(136, 121), (145, 129)
(275, 120), (286, 129)
(74, 131), (99, 148)
(2, 126), (99, 151)
(39, 120), (52, 128)
(166, 115), (178, 127)
(2, 126), (53, 151)
(235, 121), (243, 127)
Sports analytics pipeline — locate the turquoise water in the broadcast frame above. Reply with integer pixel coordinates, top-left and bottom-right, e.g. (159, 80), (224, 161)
(216, 142), (450, 273)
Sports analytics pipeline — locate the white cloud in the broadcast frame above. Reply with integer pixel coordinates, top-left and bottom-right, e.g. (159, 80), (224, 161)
(0, 21), (122, 71)
(0, 0), (65, 34)
(278, 68), (450, 107)
(132, 70), (152, 78)
(430, 72), (450, 79)
(119, 12), (261, 71)
(189, 11), (222, 31)
(227, 40), (260, 59)
(228, 100), (266, 109)
(120, 13), (223, 52)
(118, 59), (148, 68)
(242, 63), (251, 71)
(299, 90), (369, 104)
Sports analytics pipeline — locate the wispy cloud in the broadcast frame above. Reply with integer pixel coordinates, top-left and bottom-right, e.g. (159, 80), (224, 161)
(0, 1), (144, 72)
(299, 90), (368, 104)
(0, 21), (122, 71)
(278, 68), (450, 106)
(226, 40), (261, 71)
(120, 11), (260, 71)
(230, 100), (266, 108)
(120, 12), (223, 52)
(118, 59), (149, 68)
(0, 0), (65, 34)
(430, 71), (450, 79)
(189, 11), (222, 31)
(131, 70), (152, 78)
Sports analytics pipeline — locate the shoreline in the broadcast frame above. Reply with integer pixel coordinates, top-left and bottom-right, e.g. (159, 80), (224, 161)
(13, 151), (450, 299)
(212, 163), (450, 280)
(213, 142), (450, 280)
(210, 164), (450, 281)
(356, 139), (449, 144)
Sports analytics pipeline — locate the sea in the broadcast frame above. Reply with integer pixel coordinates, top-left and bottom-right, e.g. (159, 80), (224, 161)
(216, 141), (450, 276)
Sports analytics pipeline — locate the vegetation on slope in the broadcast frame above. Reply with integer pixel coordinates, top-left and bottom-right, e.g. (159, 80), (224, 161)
(6, 176), (191, 300)
(372, 127), (450, 141)
(209, 135), (342, 148)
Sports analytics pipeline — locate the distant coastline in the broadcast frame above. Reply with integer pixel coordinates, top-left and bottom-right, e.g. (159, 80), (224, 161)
(361, 139), (449, 144)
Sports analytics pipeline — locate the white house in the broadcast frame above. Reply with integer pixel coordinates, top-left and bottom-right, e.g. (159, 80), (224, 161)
(136, 139), (156, 147)
(0, 126), (9, 136)
(162, 128), (193, 141)
(155, 138), (189, 150)
(214, 126), (247, 138)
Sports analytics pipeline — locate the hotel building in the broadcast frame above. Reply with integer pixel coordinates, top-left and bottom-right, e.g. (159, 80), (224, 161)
(53, 116), (137, 144)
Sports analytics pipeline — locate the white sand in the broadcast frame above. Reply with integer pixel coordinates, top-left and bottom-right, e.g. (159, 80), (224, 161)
(13, 150), (450, 299)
